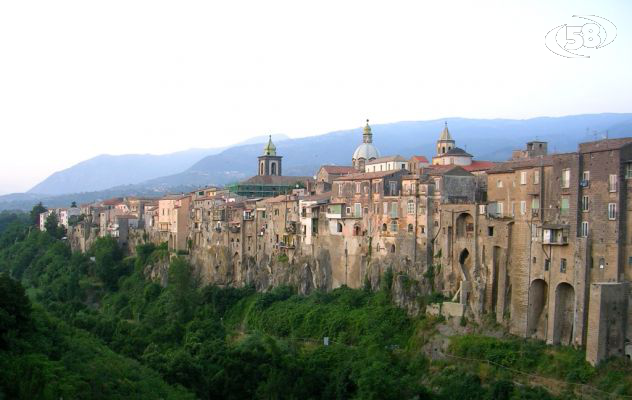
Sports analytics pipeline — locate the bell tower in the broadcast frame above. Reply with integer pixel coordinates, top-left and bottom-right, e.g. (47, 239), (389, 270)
(258, 135), (283, 176)
(436, 121), (455, 156)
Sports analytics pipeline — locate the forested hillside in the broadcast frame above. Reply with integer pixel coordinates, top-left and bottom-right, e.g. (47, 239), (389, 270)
(1, 211), (630, 399)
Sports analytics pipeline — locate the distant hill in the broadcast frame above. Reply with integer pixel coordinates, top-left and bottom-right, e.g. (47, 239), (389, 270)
(27, 134), (290, 196)
(2, 114), (631, 211)
(140, 113), (632, 188)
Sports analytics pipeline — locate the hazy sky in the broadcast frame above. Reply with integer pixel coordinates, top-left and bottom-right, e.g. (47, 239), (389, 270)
(1, 0), (631, 194)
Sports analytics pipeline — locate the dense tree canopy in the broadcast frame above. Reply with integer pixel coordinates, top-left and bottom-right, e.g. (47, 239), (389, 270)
(0, 213), (629, 399)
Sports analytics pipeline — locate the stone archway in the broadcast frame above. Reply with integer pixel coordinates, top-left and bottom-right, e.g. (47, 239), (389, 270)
(553, 282), (575, 345)
(528, 279), (548, 339)
(456, 213), (474, 238)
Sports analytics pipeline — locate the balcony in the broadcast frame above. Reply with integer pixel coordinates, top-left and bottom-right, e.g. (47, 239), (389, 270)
(542, 225), (569, 245)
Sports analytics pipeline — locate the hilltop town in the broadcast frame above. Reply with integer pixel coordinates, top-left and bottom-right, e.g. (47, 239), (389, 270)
(40, 120), (632, 366)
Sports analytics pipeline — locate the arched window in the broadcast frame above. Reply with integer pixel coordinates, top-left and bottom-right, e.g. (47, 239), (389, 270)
(407, 224), (413, 233)
(271, 162), (277, 175)
(382, 223), (387, 232)
(337, 222), (343, 233)
(260, 162), (264, 175)
(391, 221), (398, 232)
(390, 244), (396, 253)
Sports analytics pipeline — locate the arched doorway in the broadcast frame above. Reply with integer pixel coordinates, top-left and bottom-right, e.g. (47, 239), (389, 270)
(553, 282), (575, 345)
(456, 213), (474, 238)
(528, 279), (548, 339)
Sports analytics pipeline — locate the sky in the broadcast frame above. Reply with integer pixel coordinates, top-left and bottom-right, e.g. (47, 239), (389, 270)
(0, 0), (631, 194)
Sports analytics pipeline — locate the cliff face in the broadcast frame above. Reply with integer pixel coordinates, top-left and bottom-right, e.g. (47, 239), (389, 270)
(68, 225), (436, 316)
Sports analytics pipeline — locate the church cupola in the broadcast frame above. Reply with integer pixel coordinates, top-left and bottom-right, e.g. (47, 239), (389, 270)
(258, 135), (283, 176)
(352, 119), (380, 170)
(436, 121), (455, 156)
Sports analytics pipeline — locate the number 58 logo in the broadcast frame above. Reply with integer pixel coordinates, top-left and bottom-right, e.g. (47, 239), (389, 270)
(545, 15), (617, 58)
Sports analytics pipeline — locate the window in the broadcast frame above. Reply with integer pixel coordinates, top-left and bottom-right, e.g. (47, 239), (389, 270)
(582, 170), (590, 182)
(560, 258), (567, 273)
(581, 195), (589, 212)
(561, 169), (570, 188)
(346, 206), (351, 215)
(520, 171), (527, 185)
(337, 222), (343, 233)
(407, 200), (415, 215)
(520, 201), (527, 215)
(382, 223), (387, 232)
(389, 181), (397, 195)
(497, 179), (503, 188)
(420, 225), (425, 234)
(479, 204), (486, 215)
(390, 202), (398, 218)
(497, 202), (504, 216)
(338, 184), (343, 195)
(544, 259), (550, 271)
(609, 174), (618, 192)
(626, 163), (632, 179)
(531, 196), (540, 210)
(560, 196), (569, 214)
(581, 221), (589, 237)
(354, 203), (362, 218)
(487, 226), (494, 236)
(355, 182), (361, 193)
(531, 225), (540, 240)
(407, 224), (413, 233)
(534, 170), (540, 184)
(628, 256), (632, 266)
(383, 202), (388, 214)
(599, 257), (605, 269)
(391, 221), (398, 232)
(608, 203), (617, 220)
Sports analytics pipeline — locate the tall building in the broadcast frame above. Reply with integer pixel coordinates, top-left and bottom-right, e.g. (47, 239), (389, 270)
(352, 119), (380, 171)
(258, 135), (283, 176)
(228, 136), (314, 198)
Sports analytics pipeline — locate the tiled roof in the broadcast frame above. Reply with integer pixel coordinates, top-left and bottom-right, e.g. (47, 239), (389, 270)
(411, 155), (429, 163)
(333, 170), (401, 181)
(319, 165), (356, 174)
(462, 160), (497, 172)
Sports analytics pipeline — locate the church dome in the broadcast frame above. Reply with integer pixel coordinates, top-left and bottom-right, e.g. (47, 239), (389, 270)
(353, 142), (380, 160)
(263, 135), (277, 156)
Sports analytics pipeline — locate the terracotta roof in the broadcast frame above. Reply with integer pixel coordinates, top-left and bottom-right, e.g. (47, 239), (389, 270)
(411, 155), (429, 163)
(462, 160), (497, 172)
(101, 198), (124, 206)
(300, 192), (331, 202)
(319, 165), (356, 174)
(333, 170), (402, 181)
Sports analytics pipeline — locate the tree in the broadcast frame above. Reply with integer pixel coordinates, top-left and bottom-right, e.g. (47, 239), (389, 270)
(71, 201), (77, 208)
(29, 202), (47, 227)
(44, 212), (65, 239)
(93, 237), (125, 290)
(0, 273), (32, 348)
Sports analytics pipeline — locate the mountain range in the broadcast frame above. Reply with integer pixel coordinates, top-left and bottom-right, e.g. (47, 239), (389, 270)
(2, 113), (631, 211)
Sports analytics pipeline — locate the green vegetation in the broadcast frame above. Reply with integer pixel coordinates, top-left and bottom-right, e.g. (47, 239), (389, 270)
(0, 208), (630, 399)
